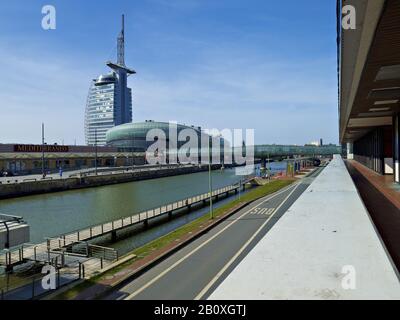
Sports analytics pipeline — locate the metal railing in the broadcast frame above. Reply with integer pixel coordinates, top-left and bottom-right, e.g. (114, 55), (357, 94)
(0, 262), (80, 300)
(0, 213), (24, 223)
(88, 244), (118, 261)
(0, 238), (118, 269)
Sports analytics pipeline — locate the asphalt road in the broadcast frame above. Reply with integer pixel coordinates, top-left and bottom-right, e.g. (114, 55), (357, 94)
(105, 166), (325, 300)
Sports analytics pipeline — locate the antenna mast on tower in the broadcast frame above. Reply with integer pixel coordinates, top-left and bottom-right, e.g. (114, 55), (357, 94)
(117, 14), (125, 66)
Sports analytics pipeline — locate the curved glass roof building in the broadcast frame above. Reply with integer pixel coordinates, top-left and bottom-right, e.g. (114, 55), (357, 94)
(85, 15), (135, 146)
(106, 121), (205, 152)
(106, 121), (228, 165)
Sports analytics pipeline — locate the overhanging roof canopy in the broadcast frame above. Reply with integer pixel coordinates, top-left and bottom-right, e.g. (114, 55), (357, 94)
(339, 0), (400, 143)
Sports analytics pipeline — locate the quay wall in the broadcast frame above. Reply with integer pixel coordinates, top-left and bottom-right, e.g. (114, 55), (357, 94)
(0, 164), (223, 199)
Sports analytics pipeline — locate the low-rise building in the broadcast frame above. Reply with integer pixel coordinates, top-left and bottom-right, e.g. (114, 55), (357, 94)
(0, 144), (145, 175)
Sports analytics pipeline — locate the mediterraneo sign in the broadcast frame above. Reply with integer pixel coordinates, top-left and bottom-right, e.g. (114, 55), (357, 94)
(13, 144), (69, 153)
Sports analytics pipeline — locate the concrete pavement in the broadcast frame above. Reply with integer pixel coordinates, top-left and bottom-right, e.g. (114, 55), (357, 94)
(0, 167), (97, 183)
(210, 155), (400, 300)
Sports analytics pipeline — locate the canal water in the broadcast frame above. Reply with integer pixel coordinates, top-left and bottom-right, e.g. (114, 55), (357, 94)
(0, 168), (251, 244)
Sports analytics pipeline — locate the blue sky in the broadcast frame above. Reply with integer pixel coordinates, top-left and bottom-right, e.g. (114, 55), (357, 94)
(0, 0), (338, 145)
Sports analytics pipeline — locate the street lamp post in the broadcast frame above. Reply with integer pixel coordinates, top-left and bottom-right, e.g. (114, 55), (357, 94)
(41, 123), (45, 179)
(239, 179), (242, 201)
(208, 136), (213, 219)
(94, 128), (98, 176)
(131, 133), (135, 170)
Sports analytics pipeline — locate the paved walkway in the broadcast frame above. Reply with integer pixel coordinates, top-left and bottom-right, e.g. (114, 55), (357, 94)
(0, 164), (194, 184)
(209, 155), (400, 300)
(0, 167), (98, 183)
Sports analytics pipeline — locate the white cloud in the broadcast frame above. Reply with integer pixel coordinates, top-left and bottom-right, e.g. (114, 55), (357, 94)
(0, 37), (338, 146)
(133, 53), (338, 144)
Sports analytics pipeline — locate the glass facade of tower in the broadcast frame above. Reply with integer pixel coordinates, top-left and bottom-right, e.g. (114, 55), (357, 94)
(85, 74), (132, 146)
(85, 15), (135, 146)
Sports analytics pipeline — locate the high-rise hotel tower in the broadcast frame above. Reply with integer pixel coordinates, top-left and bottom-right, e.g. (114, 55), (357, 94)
(85, 15), (135, 146)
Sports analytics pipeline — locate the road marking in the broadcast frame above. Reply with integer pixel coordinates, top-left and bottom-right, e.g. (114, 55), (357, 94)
(123, 183), (298, 300)
(250, 207), (276, 215)
(194, 183), (301, 300)
(265, 208), (275, 215)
